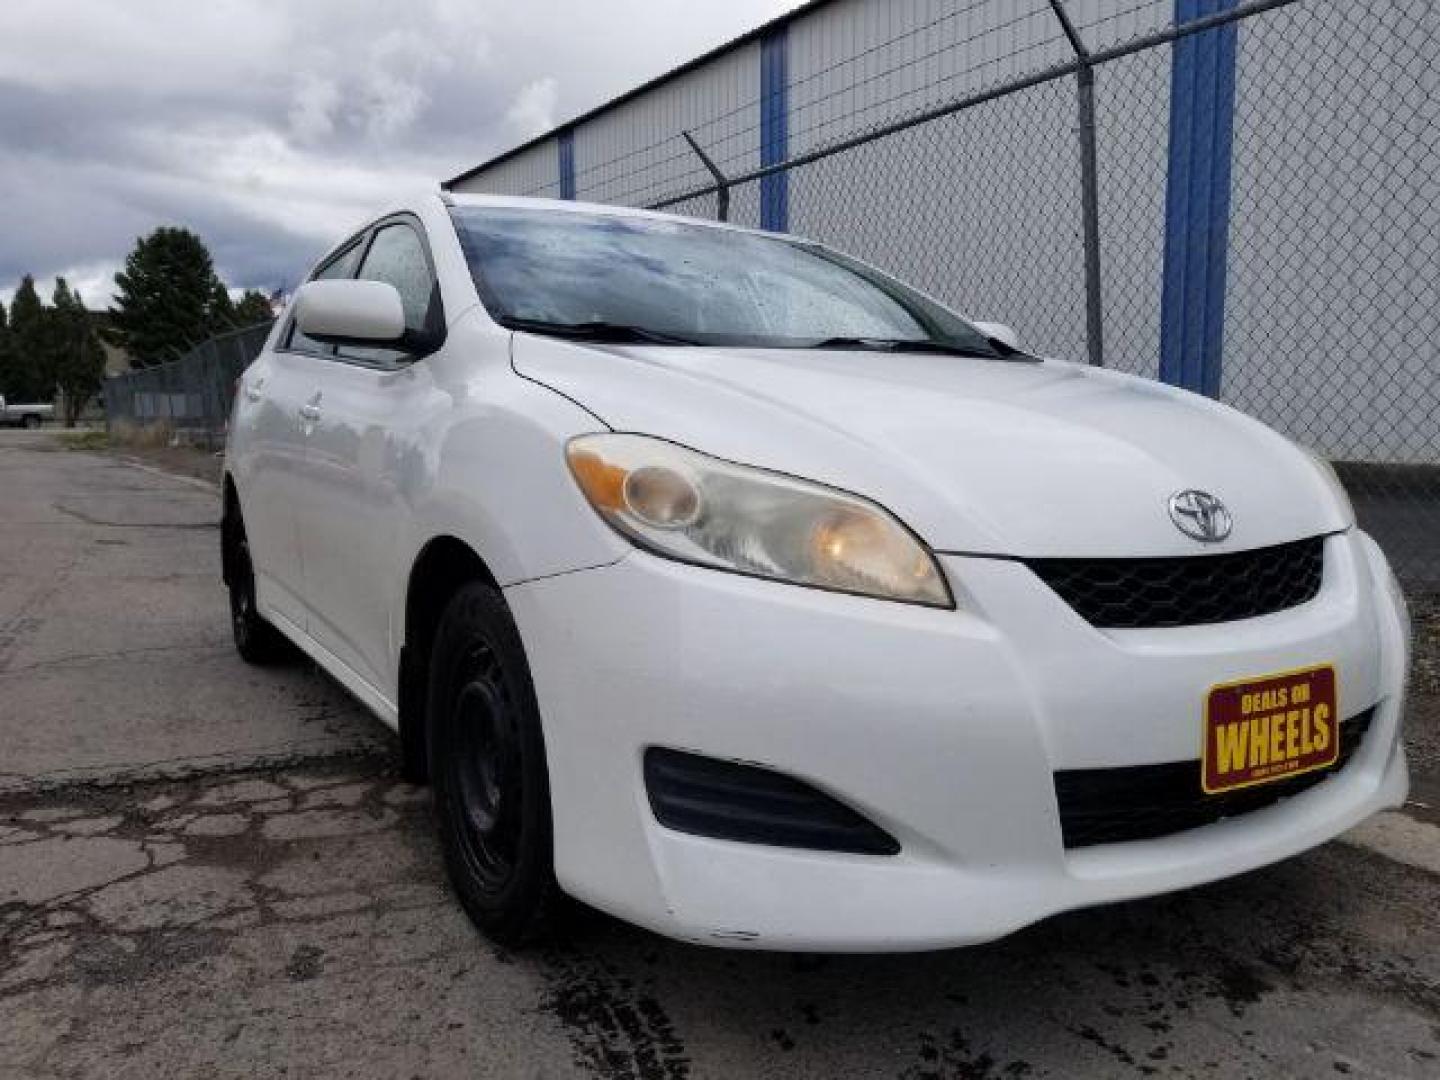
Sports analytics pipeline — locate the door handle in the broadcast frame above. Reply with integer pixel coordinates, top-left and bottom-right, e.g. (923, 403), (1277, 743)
(299, 390), (323, 424)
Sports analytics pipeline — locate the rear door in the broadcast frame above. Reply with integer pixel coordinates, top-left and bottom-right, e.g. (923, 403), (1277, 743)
(238, 240), (363, 629)
(292, 217), (447, 701)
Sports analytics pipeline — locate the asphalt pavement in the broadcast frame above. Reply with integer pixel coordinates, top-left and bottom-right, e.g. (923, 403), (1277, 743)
(3, 428), (1439, 1079)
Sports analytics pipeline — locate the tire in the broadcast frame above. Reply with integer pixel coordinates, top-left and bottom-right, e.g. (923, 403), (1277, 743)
(22, 414), (41, 429)
(429, 582), (560, 945)
(223, 512), (291, 665)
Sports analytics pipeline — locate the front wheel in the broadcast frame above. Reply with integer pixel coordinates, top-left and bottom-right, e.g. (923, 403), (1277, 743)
(22, 414), (41, 429)
(429, 583), (560, 945)
(223, 512), (291, 665)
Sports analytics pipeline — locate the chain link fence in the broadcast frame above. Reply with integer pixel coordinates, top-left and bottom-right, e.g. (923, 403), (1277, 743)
(102, 322), (273, 449)
(635, 0), (1439, 593)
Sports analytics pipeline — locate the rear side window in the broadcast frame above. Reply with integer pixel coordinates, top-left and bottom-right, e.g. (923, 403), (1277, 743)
(285, 242), (363, 355)
(338, 223), (442, 367)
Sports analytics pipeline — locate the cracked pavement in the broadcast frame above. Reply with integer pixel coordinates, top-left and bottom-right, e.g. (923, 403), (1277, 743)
(3, 429), (1439, 1079)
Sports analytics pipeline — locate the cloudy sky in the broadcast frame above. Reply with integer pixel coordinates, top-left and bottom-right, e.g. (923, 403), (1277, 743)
(0, 0), (797, 309)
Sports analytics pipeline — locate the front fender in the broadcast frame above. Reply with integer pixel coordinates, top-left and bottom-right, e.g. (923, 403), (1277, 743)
(399, 362), (628, 604)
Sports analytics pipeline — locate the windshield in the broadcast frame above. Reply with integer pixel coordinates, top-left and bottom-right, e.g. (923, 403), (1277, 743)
(449, 206), (1000, 355)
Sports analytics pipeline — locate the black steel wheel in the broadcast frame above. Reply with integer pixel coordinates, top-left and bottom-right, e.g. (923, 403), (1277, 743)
(223, 509), (291, 665)
(429, 582), (559, 944)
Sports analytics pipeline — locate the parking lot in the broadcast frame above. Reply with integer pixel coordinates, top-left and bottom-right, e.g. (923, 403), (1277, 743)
(3, 428), (1439, 1079)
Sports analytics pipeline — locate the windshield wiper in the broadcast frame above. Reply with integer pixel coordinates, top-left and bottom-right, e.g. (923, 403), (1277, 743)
(804, 336), (999, 359)
(501, 318), (700, 346)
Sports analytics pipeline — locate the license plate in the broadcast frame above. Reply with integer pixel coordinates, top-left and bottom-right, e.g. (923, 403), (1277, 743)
(1203, 664), (1339, 794)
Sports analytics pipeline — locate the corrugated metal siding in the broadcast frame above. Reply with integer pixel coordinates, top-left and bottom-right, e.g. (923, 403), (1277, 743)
(445, 0), (1433, 465)
(785, 73), (1090, 361)
(574, 43), (761, 210)
(451, 139), (560, 197)
(786, 0), (1068, 158)
(1066, 0), (1175, 51)
(451, 0), (1168, 364)
(1093, 33), (1171, 381)
(780, 0), (1098, 362)
(1222, 0), (1438, 461)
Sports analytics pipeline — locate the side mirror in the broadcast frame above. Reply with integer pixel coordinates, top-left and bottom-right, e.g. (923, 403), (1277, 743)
(971, 320), (1020, 352)
(294, 279), (440, 354)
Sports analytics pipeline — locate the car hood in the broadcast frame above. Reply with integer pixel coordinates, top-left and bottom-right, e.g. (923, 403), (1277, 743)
(512, 335), (1351, 558)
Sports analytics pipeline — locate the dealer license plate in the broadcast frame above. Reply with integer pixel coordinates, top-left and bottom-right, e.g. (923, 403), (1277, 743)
(1203, 665), (1339, 794)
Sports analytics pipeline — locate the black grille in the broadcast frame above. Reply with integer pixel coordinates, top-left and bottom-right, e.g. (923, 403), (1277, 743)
(1054, 706), (1375, 849)
(644, 748), (900, 855)
(1026, 537), (1325, 628)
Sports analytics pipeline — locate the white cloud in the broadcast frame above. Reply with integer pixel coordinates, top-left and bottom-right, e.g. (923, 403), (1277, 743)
(1, 263), (119, 311)
(506, 78), (560, 139)
(289, 74), (342, 142)
(0, 0), (804, 304)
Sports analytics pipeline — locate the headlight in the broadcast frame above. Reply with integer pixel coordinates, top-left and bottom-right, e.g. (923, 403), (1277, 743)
(566, 433), (953, 608)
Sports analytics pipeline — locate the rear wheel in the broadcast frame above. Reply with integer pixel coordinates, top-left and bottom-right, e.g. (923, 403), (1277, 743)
(223, 511), (291, 665)
(22, 414), (40, 429)
(429, 583), (559, 945)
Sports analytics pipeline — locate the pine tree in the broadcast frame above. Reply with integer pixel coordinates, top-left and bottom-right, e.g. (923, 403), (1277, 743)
(232, 290), (276, 327)
(0, 297), (14, 402)
(209, 279), (237, 335)
(50, 279), (107, 425)
(5, 275), (51, 401)
(109, 227), (229, 366)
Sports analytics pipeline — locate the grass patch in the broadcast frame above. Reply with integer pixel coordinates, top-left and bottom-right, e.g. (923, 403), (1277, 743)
(57, 430), (111, 451)
(110, 419), (177, 449)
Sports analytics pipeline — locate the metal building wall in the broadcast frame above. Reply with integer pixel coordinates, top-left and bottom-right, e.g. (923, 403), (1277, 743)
(784, 0), (1089, 359)
(779, 0), (1180, 368)
(1086, 4), (1173, 381)
(786, 0), (1068, 157)
(446, 0), (1434, 467)
(450, 1), (1183, 372)
(573, 43), (761, 212)
(452, 138), (560, 198)
(1222, 0), (1438, 461)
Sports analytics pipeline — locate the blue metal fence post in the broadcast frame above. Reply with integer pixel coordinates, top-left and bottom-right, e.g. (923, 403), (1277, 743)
(760, 26), (789, 231)
(1159, 0), (1240, 396)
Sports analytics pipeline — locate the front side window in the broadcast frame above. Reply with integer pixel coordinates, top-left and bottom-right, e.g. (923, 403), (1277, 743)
(449, 206), (999, 356)
(339, 222), (441, 366)
(286, 241), (363, 354)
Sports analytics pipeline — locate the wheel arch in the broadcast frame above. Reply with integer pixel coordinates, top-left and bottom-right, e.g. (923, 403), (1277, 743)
(399, 535), (501, 783)
(220, 473), (242, 589)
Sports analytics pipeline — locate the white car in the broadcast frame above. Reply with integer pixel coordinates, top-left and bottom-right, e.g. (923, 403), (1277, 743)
(223, 193), (1410, 951)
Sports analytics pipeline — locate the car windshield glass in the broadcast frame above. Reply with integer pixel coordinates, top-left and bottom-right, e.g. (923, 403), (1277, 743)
(449, 206), (1001, 356)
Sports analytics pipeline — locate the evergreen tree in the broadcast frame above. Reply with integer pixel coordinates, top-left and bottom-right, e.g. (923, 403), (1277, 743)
(109, 227), (229, 366)
(5, 275), (51, 401)
(232, 289), (276, 327)
(209, 279), (237, 334)
(50, 279), (107, 425)
(0, 297), (13, 401)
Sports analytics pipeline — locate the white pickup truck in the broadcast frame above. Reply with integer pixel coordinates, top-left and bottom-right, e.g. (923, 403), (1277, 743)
(0, 394), (54, 428)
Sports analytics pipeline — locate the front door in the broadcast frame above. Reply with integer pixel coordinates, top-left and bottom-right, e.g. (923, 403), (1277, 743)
(236, 348), (313, 631)
(244, 239), (366, 631)
(291, 218), (447, 704)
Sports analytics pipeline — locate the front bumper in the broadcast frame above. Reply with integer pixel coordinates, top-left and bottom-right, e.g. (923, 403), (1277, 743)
(504, 530), (1409, 951)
